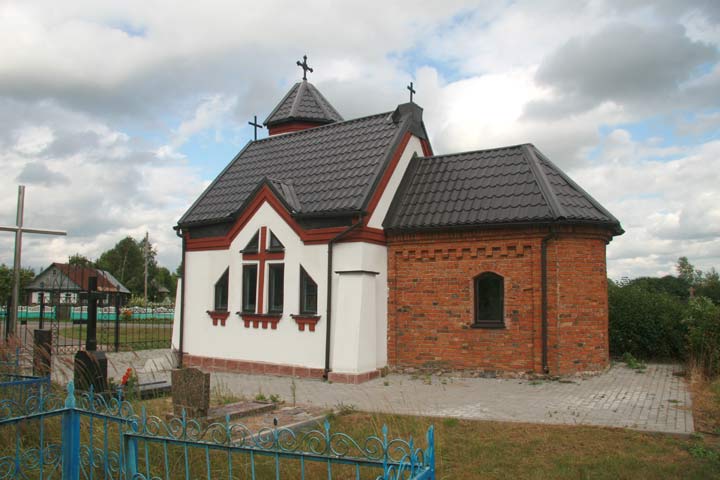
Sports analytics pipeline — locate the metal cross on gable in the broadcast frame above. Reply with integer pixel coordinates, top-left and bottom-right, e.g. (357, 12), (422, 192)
(407, 81), (416, 103)
(0, 185), (66, 337)
(296, 54), (313, 81)
(248, 115), (263, 141)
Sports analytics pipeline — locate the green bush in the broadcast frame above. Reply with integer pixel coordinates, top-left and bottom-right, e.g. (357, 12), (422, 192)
(608, 281), (688, 360)
(684, 297), (720, 377)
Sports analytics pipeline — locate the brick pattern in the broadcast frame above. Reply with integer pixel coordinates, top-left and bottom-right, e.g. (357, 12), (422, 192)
(387, 226), (612, 375)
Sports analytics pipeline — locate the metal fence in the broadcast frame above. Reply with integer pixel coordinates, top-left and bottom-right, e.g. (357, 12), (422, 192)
(0, 382), (435, 479)
(2, 305), (173, 354)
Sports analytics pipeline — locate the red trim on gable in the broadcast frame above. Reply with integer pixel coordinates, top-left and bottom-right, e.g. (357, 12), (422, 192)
(363, 132), (412, 223)
(420, 138), (433, 157)
(268, 122), (324, 136)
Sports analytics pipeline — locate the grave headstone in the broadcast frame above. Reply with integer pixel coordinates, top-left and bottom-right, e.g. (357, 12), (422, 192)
(171, 367), (210, 418)
(73, 276), (108, 392)
(32, 329), (52, 377)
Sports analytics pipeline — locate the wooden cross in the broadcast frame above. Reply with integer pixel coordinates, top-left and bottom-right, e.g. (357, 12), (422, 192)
(296, 55), (313, 81)
(407, 81), (416, 103)
(0, 185), (66, 337)
(248, 115), (263, 140)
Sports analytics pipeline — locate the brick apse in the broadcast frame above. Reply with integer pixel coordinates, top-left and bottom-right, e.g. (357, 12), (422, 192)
(387, 225), (613, 375)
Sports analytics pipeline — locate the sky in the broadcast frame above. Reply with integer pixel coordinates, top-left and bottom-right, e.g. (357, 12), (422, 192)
(0, 0), (719, 280)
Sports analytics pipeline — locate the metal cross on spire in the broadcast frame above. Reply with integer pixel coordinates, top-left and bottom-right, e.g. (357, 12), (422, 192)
(296, 54), (313, 81)
(407, 81), (416, 103)
(0, 185), (66, 337)
(248, 115), (263, 140)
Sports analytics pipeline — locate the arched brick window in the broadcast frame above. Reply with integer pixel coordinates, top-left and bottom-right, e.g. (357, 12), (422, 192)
(474, 272), (504, 328)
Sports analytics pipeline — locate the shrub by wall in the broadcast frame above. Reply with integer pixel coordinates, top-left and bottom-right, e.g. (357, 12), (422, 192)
(608, 281), (688, 360)
(684, 297), (720, 377)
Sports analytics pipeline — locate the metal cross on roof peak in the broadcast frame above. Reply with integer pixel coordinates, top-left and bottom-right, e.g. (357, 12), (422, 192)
(407, 81), (416, 103)
(296, 55), (313, 81)
(248, 115), (263, 141)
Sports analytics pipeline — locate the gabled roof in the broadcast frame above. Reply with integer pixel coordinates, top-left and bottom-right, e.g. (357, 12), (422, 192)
(384, 144), (623, 234)
(26, 263), (131, 294)
(264, 81), (343, 127)
(179, 109), (416, 227)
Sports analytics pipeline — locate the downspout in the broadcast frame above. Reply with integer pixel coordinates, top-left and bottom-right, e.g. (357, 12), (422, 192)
(176, 229), (187, 368)
(323, 218), (364, 379)
(540, 228), (556, 374)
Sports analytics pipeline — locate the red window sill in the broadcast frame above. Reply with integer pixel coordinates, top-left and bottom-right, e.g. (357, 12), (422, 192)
(236, 312), (282, 329)
(291, 314), (321, 332)
(207, 310), (230, 326)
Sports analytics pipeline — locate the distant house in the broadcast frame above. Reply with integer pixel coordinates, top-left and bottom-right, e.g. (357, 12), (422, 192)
(25, 263), (131, 305)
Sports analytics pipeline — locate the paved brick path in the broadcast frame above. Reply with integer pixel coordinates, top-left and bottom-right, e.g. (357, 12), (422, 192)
(213, 363), (693, 434)
(51, 352), (693, 434)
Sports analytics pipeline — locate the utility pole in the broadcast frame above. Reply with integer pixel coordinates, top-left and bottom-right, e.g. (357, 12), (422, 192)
(144, 231), (149, 306)
(0, 186), (66, 337)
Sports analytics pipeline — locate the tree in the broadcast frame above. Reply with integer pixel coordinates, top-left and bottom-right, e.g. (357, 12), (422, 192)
(68, 253), (94, 267)
(96, 237), (147, 296)
(697, 267), (720, 305)
(0, 264), (36, 304)
(677, 257), (702, 285)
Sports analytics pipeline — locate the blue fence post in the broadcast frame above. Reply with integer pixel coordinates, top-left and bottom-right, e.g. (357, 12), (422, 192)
(124, 434), (139, 478)
(426, 425), (435, 480)
(61, 382), (81, 479)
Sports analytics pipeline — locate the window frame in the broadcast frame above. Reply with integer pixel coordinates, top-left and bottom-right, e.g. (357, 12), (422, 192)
(267, 263), (284, 314)
(299, 266), (318, 315)
(214, 268), (229, 312)
(473, 271), (505, 329)
(241, 231), (259, 254)
(242, 264), (258, 313)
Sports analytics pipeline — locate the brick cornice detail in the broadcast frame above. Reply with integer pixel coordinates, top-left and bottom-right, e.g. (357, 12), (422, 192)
(206, 310), (230, 326)
(237, 312), (282, 329)
(291, 314), (321, 332)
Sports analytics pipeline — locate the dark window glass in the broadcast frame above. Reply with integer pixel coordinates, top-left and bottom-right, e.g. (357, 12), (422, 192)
(268, 231), (285, 251)
(242, 231), (259, 253)
(268, 264), (284, 313)
(474, 272), (504, 328)
(242, 265), (258, 313)
(214, 269), (229, 311)
(300, 267), (318, 314)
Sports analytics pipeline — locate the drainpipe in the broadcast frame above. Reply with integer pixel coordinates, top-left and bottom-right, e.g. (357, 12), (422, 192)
(176, 229), (187, 368)
(540, 229), (556, 374)
(323, 218), (364, 379)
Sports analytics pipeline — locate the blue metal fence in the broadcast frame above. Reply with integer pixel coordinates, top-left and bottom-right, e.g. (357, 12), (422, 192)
(0, 382), (435, 479)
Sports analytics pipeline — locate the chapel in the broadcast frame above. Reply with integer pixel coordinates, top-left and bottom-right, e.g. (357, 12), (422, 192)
(172, 59), (623, 383)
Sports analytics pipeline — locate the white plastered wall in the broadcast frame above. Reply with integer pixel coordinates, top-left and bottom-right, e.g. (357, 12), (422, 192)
(181, 202), (328, 369)
(330, 242), (388, 374)
(367, 135), (423, 229)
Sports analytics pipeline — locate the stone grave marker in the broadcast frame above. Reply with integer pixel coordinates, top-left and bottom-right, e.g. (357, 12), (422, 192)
(171, 367), (210, 418)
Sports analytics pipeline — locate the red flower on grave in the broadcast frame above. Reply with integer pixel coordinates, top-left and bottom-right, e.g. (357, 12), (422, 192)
(121, 367), (133, 386)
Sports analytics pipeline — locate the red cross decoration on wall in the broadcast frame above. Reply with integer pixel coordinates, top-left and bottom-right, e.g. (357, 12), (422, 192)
(242, 226), (284, 314)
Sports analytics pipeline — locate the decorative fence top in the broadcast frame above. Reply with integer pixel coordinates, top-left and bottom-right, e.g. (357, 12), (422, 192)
(0, 381), (435, 480)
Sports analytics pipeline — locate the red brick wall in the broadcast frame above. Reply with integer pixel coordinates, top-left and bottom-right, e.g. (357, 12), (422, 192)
(386, 226), (612, 375)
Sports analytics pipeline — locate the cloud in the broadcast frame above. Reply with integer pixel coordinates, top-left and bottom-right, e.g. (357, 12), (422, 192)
(527, 23), (719, 119)
(16, 162), (70, 187)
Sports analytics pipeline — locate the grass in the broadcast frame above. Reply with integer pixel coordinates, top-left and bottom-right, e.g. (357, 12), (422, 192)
(331, 412), (720, 479)
(60, 325), (171, 350)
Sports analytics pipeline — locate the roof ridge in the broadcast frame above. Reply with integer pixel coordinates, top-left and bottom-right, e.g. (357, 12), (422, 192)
(288, 80), (306, 118)
(305, 82), (343, 121)
(531, 145), (622, 228)
(263, 82), (300, 125)
(522, 144), (566, 220)
(251, 110), (393, 144)
(417, 142), (531, 160)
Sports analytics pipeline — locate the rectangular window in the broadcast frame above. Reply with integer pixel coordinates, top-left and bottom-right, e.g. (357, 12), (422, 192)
(214, 269), (229, 311)
(300, 267), (318, 315)
(268, 264), (284, 313)
(242, 264), (258, 313)
(474, 272), (504, 328)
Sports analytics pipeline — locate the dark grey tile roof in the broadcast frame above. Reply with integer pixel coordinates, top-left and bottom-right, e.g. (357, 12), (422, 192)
(264, 81), (343, 127)
(384, 144), (622, 233)
(179, 111), (406, 226)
